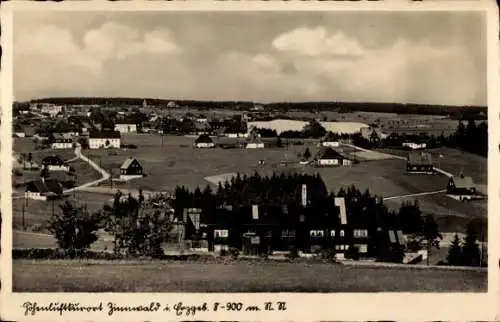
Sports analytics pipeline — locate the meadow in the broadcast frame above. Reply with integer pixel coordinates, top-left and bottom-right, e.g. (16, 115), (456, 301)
(12, 134), (487, 236)
(12, 259), (487, 292)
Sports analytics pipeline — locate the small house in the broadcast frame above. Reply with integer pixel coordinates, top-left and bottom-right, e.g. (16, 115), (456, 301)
(317, 148), (351, 167)
(246, 131), (264, 149)
(41, 155), (70, 172)
(51, 138), (73, 150)
(402, 142), (427, 150)
(25, 178), (64, 201)
(194, 134), (215, 148)
(406, 152), (434, 174)
(119, 157), (144, 180)
(447, 174), (476, 197)
(88, 131), (121, 149)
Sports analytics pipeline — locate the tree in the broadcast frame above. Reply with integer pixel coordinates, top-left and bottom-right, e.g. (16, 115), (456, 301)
(462, 221), (481, 267)
(47, 201), (101, 252)
(303, 147), (312, 159)
(101, 192), (173, 257)
(446, 233), (463, 266)
(276, 137), (283, 148)
(27, 152), (33, 169)
(421, 214), (442, 265)
(40, 165), (50, 179)
(302, 120), (326, 139)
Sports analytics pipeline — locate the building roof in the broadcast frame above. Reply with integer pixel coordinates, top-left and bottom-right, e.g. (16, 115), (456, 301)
(52, 138), (73, 143)
(115, 119), (137, 125)
(195, 134), (213, 144)
(408, 152), (432, 165)
(452, 175), (475, 189)
(319, 147), (344, 160)
(26, 178), (63, 195)
(120, 157), (140, 170)
(89, 131), (121, 139)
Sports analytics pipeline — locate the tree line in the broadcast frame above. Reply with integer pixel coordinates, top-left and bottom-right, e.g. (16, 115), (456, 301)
(21, 98), (486, 118)
(351, 119), (487, 157)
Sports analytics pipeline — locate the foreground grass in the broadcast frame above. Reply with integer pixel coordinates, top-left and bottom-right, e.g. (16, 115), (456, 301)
(13, 260), (486, 293)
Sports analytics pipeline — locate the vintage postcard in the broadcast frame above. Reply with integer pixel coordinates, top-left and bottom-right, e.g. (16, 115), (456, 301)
(1, 0), (499, 321)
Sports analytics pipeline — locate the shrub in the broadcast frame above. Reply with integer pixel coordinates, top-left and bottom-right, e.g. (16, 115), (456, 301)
(286, 245), (299, 259)
(321, 249), (337, 262)
(345, 245), (360, 260)
(47, 201), (101, 251)
(228, 247), (240, 259)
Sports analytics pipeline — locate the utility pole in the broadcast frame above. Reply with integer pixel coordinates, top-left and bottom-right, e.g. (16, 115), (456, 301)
(22, 202), (25, 229)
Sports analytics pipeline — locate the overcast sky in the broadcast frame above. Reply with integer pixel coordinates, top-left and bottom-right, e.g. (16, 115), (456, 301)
(13, 10), (486, 105)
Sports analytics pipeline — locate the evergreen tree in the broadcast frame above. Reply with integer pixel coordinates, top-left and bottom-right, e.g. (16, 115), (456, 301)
(302, 120), (327, 139)
(446, 233), (463, 266)
(462, 222), (481, 267)
(303, 147), (312, 159)
(276, 137), (283, 148)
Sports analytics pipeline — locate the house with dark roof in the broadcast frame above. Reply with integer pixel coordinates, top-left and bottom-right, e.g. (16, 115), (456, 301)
(447, 174), (476, 197)
(51, 138), (73, 150)
(316, 148), (352, 167)
(194, 134), (215, 148)
(25, 178), (64, 201)
(88, 131), (121, 149)
(406, 151), (434, 174)
(119, 157), (144, 180)
(41, 155), (70, 172)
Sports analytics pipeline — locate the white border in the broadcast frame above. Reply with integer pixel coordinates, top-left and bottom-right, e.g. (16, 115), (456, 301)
(1, 1), (499, 321)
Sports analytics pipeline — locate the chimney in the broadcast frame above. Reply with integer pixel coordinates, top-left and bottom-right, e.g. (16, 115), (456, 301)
(334, 197), (347, 225)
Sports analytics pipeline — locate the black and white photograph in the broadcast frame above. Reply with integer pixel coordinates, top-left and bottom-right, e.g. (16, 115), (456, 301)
(1, 1), (499, 321)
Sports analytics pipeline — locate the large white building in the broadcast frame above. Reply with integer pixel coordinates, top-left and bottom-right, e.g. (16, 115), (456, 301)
(115, 122), (137, 133)
(88, 131), (121, 149)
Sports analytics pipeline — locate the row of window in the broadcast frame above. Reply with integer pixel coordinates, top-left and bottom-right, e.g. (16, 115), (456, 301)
(214, 229), (368, 239)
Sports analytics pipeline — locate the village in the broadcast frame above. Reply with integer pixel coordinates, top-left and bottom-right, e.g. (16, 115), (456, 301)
(12, 99), (488, 269)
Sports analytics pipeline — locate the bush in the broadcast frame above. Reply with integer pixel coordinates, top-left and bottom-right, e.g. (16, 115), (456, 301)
(12, 248), (126, 260)
(228, 247), (240, 259)
(321, 249), (337, 262)
(286, 245), (299, 259)
(345, 245), (360, 260)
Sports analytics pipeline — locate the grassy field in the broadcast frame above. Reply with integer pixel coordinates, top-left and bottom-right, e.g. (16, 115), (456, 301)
(12, 192), (112, 232)
(12, 260), (486, 292)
